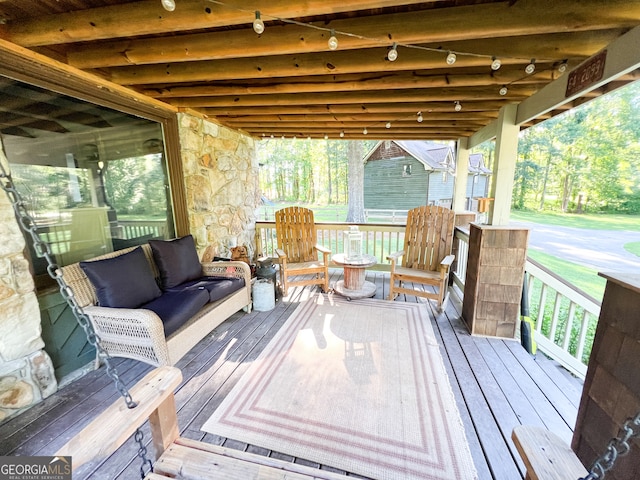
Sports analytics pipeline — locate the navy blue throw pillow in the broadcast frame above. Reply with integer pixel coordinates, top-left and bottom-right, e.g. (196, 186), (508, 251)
(149, 235), (202, 289)
(80, 247), (162, 308)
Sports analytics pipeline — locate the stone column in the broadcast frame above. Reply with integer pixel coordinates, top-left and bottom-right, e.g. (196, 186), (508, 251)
(177, 113), (261, 262)
(0, 148), (57, 423)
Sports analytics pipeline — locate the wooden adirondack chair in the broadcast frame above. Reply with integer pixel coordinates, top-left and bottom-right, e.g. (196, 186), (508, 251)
(387, 205), (456, 309)
(275, 206), (331, 296)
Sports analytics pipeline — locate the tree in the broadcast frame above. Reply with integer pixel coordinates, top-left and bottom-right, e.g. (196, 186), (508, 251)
(346, 141), (365, 223)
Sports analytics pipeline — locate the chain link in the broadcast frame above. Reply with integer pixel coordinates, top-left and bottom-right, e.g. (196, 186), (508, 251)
(579, 405), (640, 479)
(0, 164), (152, 479)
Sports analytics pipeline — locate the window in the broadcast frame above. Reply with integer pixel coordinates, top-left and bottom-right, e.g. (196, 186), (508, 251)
(403, 164), (412, 176)
(0, 78), (175, 287)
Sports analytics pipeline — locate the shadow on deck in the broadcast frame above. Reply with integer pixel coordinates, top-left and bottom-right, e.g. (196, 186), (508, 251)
(0, 269), (583, 480)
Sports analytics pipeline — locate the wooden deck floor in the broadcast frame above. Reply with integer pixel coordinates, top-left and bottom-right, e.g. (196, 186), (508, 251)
(0, 270), (584, 480)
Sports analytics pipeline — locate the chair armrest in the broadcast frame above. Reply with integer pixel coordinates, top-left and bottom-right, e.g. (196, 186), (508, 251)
(440, 254), (455, 268)
(386, 250), (405, 262)
(84, 306), (171, 366)
(275, 248), (287, 259)
(315, 244), (331, 255)
(201, 260), (251, 284)
(56, 366), (183, 471)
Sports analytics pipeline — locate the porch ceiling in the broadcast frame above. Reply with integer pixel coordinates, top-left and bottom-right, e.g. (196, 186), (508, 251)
(0, 0), (639, 140)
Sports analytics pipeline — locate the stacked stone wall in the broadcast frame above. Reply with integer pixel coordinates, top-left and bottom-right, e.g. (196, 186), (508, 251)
(178, 113), (260, 261)
(0, 148), (57, 423)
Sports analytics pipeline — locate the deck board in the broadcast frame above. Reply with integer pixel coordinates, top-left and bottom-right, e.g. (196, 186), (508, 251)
(0, 271), (584, 480)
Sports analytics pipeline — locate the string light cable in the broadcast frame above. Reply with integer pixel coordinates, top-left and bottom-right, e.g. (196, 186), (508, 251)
(201, 0), (557, 68)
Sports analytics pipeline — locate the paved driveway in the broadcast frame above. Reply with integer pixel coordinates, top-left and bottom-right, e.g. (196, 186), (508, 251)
(511, 221), (640, 273)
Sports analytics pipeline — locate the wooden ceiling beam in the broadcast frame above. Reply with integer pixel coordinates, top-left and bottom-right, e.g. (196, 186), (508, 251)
(109, 45), (558, 86)
(165, 86), (535, 108)
(218, 112), (499, 123)
(223, 119), (490, 129)
(2, 0), (435, 47)
(142, 67), (552, 98)
(197, 101), (508, 116)
(66, 15), (627, 69)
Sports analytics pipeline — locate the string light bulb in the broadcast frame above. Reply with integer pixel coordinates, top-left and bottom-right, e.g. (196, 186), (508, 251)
(558, 62), (568, 73)
(328, 30), (339, 50)
(363, 127), (368, 135)
(385, 122), (391, 129)
(499, 86), (508, 96)
(446, 51), (457, 65)
(491, 57), (501, 70)
(417, 112), (423, 123)
(454, 101), (462, 111)
(339, 131), (345, 137)
(324, 134), (329, 140)
(161, 0), (175, 11)
(253, 11), (265, 34)
(525, 58), (536, 74)
(270, 134), (274, 138)
(388, 43), (398, 62)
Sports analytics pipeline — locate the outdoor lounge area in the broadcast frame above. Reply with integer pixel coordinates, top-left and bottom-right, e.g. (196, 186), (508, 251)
(0, 2), (639, 479)
(0, 270), (583, 480)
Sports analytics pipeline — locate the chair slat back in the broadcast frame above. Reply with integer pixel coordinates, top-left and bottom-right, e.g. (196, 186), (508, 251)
(275, 207), (318, 263)
(402, 206), (455, 271)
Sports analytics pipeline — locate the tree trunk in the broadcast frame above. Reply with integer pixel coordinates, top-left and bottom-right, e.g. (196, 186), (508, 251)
(346, 141), (365, 223)
(539, 153), (552, 210)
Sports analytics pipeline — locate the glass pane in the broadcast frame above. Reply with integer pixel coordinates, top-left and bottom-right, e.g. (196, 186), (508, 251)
(0, 77), (175, 284)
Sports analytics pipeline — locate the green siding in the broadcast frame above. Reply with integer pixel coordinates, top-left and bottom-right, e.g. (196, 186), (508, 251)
(364, 157), (429, 209)
(38, 290), (96, 381)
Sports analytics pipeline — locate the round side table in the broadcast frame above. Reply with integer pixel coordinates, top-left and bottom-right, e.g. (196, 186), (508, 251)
(331, 253), (377, 299)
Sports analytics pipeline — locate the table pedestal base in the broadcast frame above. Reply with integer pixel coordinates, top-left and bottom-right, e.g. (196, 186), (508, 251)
(334, 280), (377, 299)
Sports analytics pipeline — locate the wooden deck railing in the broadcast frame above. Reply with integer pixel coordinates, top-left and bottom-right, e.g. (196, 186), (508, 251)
(255, 221), (406, 271)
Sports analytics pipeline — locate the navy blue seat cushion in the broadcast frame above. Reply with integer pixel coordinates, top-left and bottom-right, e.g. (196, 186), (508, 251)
(149, 235), (202, 289)
(141, 288), (210, 337)
(166, 276), (245, 303)
(80, 247), (162, 308)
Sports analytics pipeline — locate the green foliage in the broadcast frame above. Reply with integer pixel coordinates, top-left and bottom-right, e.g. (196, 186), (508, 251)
(104, 154), (167, 216)
(514, 81), (640, 214)
(256, 138), (377, 205)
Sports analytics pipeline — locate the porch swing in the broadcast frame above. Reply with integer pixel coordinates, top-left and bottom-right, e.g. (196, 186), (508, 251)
(2, 165), (639, 480)
(0, 163), (353, 480)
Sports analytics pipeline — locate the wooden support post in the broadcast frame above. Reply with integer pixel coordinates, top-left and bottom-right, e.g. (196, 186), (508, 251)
(453, 137), (470, 212)
(488, 104), (519, 226)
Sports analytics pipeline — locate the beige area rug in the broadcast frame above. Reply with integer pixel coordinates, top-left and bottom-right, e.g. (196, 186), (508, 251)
(202, 294), (478, 480)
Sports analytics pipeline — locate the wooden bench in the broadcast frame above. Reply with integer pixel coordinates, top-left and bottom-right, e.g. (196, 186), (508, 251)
(57, 367), (353, 480)
(512, 425), (588, 480)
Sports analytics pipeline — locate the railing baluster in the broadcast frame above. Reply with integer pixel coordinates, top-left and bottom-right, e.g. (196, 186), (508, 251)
(575, 310), (590, 362)
(562, 301), (577, 351)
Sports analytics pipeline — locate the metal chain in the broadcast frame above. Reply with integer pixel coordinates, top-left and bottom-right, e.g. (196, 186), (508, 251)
(579, 410), (640, 480)
(0, 163), (153, 479)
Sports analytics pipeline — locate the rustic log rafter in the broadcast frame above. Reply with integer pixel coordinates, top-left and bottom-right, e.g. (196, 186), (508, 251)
(0, 0), (638, 139)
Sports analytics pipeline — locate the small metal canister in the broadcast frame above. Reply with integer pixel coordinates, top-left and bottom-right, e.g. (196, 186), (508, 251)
(256, 256), (277, 293)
